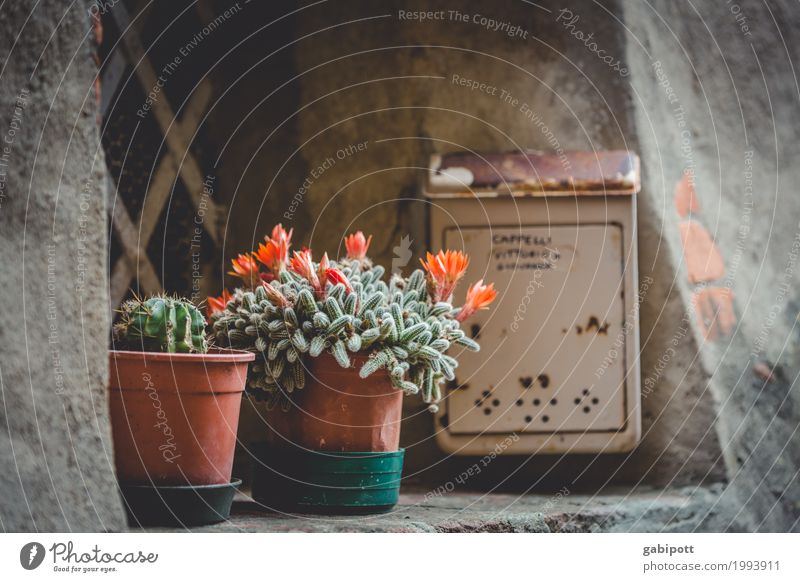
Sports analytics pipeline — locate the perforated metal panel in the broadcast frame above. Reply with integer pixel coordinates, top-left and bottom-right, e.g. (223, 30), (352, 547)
(426, 151), (641, 455)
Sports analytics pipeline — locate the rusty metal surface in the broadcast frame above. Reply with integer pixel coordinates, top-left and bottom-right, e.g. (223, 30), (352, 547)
(426, 150), (640, 197)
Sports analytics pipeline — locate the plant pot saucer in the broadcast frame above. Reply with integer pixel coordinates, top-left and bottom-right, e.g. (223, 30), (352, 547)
(120, 478), (242, 527)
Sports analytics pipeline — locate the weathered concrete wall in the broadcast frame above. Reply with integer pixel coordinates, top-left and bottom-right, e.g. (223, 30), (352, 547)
(624, 0), (800, 531)
(0, 1), (126, 531)
(210, 0), (725, 490)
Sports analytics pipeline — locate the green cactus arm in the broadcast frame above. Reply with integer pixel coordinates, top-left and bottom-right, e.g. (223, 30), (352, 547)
(313, 311), (331, 330)
(346, 333), (362, 352)
(360, 293), (382, 313)
(390, 303), (405, 333)
(439, 356), (455, 381)
(296, 289), (317, 315)
(407, 269), (425, 292)
(328, 315), (351, 336)
(431, 375), (444, 403)
(269, 357), (285, 378)
(115, 295), (208, 354)
(360, 328), (381, 346)
(364, 310), (379, 327)
(378, 317), (395, 341)
(140, 298), (166, 336)
(430, 338), (450, 351)
(359, 350), (388, 378)
(324, 296), (344, 319)
(291, 329), (309, 352)
(309, 335), (326, 357)
(283, 306), (299, 329)
(453, 335), (480, 351)
(330, 340), (350, 368)
(254, 336), (268, 353)
(429, 302), (452, 317)
(270, 326), (290, 340)
(421, 369), (434, 402)
(267, 341), (281, 361)
(344, 292), (357, 315)
(292, 363), (306, 389)
(399, 322), (427, 343)
(389, 345), (409, 359)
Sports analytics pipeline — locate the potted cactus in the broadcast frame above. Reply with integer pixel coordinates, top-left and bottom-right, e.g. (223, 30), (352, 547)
(109, 295), (254, 526)
(210, 225), (496, 513)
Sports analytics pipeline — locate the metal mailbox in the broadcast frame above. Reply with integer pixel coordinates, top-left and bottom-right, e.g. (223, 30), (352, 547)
(424, 150), (641, 455)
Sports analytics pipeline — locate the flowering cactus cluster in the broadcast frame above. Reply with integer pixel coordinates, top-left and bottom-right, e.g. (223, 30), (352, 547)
(114, 295), (209, 353)
(209, 226), (496, 410)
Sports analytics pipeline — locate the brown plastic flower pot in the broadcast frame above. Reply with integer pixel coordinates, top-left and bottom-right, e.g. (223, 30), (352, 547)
(109, 348), (254, 486)
(286, 353), (404, 452)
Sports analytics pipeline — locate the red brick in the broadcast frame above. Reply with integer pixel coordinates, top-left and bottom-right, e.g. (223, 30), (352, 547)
(679, 220), (725, 283)
(692, 287), (736, 341)
(674, 172), (700, 217)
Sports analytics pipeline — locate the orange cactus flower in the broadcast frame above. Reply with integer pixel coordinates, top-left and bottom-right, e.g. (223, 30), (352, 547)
(289, 249), (321, 294)
(289, 248), (314, 278)
(344, 231), (372, 260)
(207, 289), (233, 317)
(228, 253), (262, 289)
(253, 239), (288, 273)
(325, 267), (353, 293)
(268, 223), (293, 248)
(315, 252), (352, 297)
(456, 280), (497, 322)
(317, 252), (330, 282)
(262, 282), (289, 308)
(254, 224), (292, 273)
(420, 250), (470, 302)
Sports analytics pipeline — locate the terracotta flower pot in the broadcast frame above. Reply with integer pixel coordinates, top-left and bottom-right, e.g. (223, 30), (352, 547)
(254, 354), (405, 513)
(109, 348), (254, 486)
(285, 353), (404, 452)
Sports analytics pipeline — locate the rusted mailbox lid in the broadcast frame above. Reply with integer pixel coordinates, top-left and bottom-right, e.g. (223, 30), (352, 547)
(425, 150), (640, 197)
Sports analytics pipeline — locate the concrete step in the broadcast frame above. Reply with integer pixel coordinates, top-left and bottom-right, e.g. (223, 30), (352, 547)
(143, 483), (735, 533)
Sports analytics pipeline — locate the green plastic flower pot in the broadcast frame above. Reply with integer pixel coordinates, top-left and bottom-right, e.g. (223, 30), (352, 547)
(252, 443), (404, 514)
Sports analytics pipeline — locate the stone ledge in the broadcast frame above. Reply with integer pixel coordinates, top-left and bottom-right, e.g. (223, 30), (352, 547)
(142, 484), (732, 533)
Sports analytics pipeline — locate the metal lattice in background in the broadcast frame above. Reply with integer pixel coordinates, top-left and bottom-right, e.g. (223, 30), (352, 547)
(101, 0), (222, 316)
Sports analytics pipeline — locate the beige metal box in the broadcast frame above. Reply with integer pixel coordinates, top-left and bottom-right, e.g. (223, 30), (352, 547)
(425, 151), (641, 455)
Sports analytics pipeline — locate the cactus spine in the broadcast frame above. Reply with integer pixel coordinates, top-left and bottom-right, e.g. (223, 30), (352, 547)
(114, 295), (209, 354)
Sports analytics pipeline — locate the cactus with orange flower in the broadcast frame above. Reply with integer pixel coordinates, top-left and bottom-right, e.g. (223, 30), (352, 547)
(207, 289), (233, 317)
(210, 227), (495, 410)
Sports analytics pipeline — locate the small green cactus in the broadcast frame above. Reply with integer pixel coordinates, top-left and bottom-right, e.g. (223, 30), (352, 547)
(114, 295), (209, 353)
